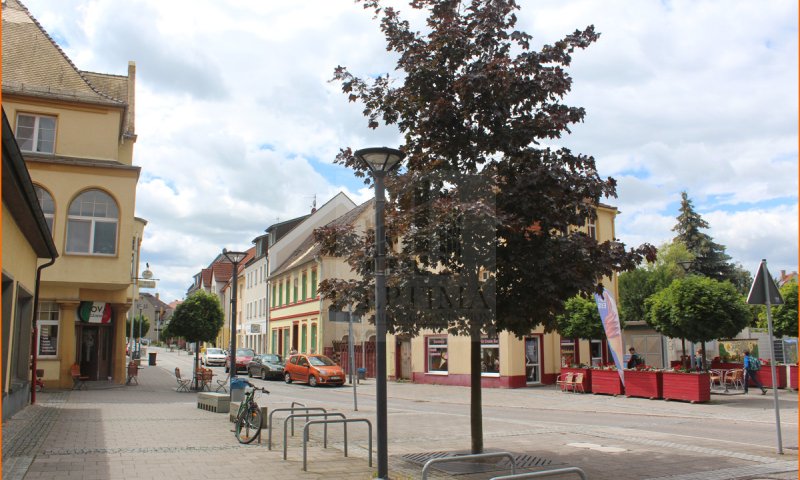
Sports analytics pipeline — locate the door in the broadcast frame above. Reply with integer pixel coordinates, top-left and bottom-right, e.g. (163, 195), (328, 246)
(78, 326), (99, 380)
(400, 339), (412, 380)
(525, 337), (541, 385)
(297, 356), (310, 382)
(97, 326), (112, 380)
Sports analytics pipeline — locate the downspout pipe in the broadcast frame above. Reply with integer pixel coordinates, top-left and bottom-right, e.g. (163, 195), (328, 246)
(31, 256), (57, 404)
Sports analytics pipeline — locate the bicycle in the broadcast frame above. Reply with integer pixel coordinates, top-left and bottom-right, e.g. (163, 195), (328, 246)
(234, 380), (269, 444)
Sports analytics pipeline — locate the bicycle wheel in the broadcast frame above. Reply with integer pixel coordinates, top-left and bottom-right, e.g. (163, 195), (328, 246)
(235, 404), (262, 444)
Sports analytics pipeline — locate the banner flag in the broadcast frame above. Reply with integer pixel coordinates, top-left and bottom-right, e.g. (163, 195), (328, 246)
(594, 288), (625, 385)
(77, 301), (112, 323)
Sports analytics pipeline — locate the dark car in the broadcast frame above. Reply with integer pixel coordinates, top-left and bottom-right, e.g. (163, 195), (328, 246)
(225, 348), (255, 373)
(247, 354), (284, 380)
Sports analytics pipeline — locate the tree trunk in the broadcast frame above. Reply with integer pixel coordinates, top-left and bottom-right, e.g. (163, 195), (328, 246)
(470, 325), (483, 454)
(681, 338), (687, 369)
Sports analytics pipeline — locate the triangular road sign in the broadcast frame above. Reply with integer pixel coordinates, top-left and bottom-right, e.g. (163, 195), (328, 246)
(747, 260), (784, 305)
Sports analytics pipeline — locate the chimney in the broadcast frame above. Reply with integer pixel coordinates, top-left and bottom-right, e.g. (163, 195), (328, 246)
(155, 292), (159, 300)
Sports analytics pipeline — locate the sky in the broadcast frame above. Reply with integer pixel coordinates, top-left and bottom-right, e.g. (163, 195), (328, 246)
(21, 0), (798, 303)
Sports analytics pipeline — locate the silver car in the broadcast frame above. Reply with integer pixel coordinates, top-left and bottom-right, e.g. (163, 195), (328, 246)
(201, 347), (227, 366)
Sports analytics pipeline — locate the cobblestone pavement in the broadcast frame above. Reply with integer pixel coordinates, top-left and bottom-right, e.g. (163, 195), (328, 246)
(3, 349), (797, 480)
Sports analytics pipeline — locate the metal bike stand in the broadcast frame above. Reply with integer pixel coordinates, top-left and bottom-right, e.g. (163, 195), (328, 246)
(489, 467), (589, 480)
(267, 407), (327, 450)
(302, 418), (372, 472)
(422, 452), (517, 480)
(283, 413), (347, 460)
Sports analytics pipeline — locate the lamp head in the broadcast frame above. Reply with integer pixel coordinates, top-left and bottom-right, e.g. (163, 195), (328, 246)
(222, 248), (248, 264)
(354, 147), (405, 174)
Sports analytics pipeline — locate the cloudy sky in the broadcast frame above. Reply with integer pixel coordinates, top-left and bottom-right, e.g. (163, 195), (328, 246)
(22, 0), (798, 302)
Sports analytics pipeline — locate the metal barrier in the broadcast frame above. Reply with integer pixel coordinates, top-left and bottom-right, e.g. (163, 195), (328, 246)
(302, 418), (372, 472)
(284, 413), (347, 460)
(489, 467), (588, 480)
(422, 452), (517, 480)
(267, 407), (327, 450)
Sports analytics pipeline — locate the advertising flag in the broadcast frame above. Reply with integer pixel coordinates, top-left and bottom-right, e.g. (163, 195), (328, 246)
(594, 288), (625, 385)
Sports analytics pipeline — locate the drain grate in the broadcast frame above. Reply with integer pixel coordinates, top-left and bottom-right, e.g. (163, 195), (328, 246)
(402, 451), (558, 475)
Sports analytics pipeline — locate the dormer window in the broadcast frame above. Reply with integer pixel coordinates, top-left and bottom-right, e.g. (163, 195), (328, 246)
(16, 114), (56, 154)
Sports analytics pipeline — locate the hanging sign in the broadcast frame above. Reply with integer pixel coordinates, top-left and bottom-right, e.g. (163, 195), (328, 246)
(77, 302), (112, 323)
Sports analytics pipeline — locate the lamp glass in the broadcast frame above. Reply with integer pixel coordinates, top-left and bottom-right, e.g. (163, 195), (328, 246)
(355, 147), (404, 173)
(223, 249), (247, 264)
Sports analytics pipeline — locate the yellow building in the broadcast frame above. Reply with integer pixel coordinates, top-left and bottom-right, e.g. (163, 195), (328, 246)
(391, 204), (622, 388)
(3, 0), (142, 388)
(2, 110), (59, 419)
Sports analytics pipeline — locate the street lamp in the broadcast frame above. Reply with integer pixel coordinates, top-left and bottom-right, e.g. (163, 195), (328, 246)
(137, 304), (143, 358)
(223, 248), (248, 387)
(355, 146), (405, 479)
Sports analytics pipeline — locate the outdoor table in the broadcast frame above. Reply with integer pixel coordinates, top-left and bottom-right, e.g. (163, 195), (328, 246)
(194, 369), (214, 391)
(710, 369), (730, 392)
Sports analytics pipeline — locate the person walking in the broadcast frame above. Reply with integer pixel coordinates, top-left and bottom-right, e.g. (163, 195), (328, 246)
(743, 350), (767, 395)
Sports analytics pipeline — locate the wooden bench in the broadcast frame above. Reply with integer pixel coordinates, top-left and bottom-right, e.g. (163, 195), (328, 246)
(198, 392), (230, 413)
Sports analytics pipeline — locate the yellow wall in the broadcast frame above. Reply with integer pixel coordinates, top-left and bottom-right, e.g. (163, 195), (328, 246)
(2, 204), (40, 289)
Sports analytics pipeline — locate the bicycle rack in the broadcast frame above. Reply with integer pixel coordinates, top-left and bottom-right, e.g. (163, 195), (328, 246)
(283, 413), (347, 460)
(302, 418), (372, 472)
(267, 407), (327, 450)
(422, 452), (517, 480)
(489, 467), (588, 480)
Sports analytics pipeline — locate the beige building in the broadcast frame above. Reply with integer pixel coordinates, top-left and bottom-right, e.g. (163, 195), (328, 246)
(3, 0), (143, 388)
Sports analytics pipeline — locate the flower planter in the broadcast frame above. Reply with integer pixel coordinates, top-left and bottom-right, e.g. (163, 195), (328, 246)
(662, 372), (710, 403)
(789, 365), (798, 391)
(624, 370), (663, 399)
(560, 367), (592, 393)
(754, 365), (786, 389)
(591, 369), (624, 396)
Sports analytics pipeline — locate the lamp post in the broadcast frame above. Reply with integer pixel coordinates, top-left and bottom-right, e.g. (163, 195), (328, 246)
(137, 304), (143, 359)
(355, 146), (405, 479)
(223, 248), (248, 386)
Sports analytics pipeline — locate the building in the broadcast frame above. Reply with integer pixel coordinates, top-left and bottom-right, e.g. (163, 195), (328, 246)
(2, 109), (59, 419)
(136, 292), (172, 344)
(3, 0), (143, 388)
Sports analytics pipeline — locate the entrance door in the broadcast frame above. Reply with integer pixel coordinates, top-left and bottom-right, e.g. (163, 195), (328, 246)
(524, 337), (541, 385)
(77, 325), (113, 381)
(399, 338), (412, 380)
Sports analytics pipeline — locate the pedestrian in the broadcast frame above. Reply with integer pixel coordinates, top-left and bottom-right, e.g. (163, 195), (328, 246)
(743, 350), (767, 395)
(695, 348), (705, 371)
(626, 347), (643, 369)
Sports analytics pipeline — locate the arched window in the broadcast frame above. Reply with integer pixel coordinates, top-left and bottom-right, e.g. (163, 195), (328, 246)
(66, 189), (118, 255)
(34, 185), (55, 234)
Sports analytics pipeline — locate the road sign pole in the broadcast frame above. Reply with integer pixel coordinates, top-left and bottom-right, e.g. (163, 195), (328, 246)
(762, 261), (783, 455)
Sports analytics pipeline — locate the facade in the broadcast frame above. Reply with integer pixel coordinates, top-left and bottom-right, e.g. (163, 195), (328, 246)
(136, 292), (172, 344)
(242, 237), (268, 352)
(3, 0), (143, 388)
(2, 110), (59, 419)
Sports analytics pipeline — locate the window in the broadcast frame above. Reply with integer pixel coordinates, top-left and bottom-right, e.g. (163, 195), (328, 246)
(278, 283), (283, 307)
(587, 218), (597, 240)
(480, 337), (500, 375)
(34, 185), (55, 234)
(16, 114), (56, 154)
(427, 336), (448, 373)
(302, 272), (307, 300)
(37, 301), (59, 357)
(293, 278), (298, 303)
(272, 284), (277, 307)
(66, 189), (118, 255)
(590, 339), (604, 367)
(284, 279), (290, 304)
(311, 270), (317, 298)
(560, 338), (577, 367)
(310, 323), (317, 354)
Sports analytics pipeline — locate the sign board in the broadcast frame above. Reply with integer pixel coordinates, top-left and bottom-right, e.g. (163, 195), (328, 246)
(747, 261), (784, 305)
(138, 279), (157, 289)
(77, 302), (112, 323)
(250, 324), (261, 334)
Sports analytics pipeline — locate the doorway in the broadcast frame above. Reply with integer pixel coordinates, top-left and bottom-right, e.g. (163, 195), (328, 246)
(76, 324), (113, 381)
(396, 337), (412, 380)
(524, 336), (541, 385)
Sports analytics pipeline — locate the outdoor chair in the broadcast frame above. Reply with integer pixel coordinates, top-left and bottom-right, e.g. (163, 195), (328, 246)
(215, 372), (230, 393)
(71, 364), (89, 390)
(556, 372), (574, 392)
(709, 370), (723, 391)
(126, 362), (139, 385)
(571, 373), (585, 393)
(175, 367), (191, 392)
(726, 370), (744, 391)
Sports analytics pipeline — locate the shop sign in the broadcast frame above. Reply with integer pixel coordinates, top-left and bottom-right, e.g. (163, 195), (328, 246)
(77, 301), (112, 323)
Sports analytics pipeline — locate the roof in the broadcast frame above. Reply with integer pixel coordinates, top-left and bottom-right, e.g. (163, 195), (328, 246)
(139, 292), (170, 310)
(2, 0), (126, 107)
(270, 199), (373, 278)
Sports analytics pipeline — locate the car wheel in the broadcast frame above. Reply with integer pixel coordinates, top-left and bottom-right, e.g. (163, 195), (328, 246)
(309, 375), (318, 387)
(284, 372), (292, 384)
(262, 369), (268, 381)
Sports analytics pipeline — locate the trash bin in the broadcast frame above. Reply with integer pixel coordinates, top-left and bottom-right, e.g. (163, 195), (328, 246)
(230, 377), (246, 403)
(357, 368), (367, 380)
(148, 351), (157, 366)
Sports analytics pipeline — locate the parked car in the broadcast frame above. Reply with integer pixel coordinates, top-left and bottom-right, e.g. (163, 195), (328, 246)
(225, 348), (255, 373)
(201, 347), (227, 367)
(284, 354), (344, 387)
(247, 354), (284, 380)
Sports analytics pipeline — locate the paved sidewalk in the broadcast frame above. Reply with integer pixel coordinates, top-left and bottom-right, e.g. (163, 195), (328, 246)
(3, 353), (798, 480)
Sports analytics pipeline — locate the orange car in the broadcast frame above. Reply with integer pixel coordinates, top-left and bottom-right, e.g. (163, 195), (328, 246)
(284, 354), (345, 387)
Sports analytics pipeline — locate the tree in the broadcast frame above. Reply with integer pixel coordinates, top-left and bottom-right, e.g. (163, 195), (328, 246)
(555, 295), (606, 341)
(126, 314), (150, 340)
(645, 276), (750, 367)
(324, 0), (655, 454)
(169, 291), (223, 386)
(757, 279), (798, 338)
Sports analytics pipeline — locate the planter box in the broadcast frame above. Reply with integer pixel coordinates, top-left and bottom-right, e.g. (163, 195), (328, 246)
(625, 370), (663, 399)
(710, 362), (743, 370)
(560, 367), (592, 393)
(789, 365), (798, 391)
(662, 372), (710, 403)
(754, 365), (787, 389)
(591, 369), (624, 396)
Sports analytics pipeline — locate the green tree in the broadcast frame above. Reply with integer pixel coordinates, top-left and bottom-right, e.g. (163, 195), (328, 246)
(645, 276), (750, 366)
(324, 0), (655, 453)
(126, 315), (150, 339)
(169, 291), (223, 385)
(555, 295), (607, 341)
(757, 279), (798, 338)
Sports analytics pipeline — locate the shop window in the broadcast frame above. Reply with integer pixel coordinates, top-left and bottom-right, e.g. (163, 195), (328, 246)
(34, 185), (55, 234)
(16, 113), (56, 154)
(481, 337), (500, 375)
(590, 339), (604, 367)
(560, 338), (577, 367)
(66, 189), (118, 255)
(427, 336), (448, 373)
